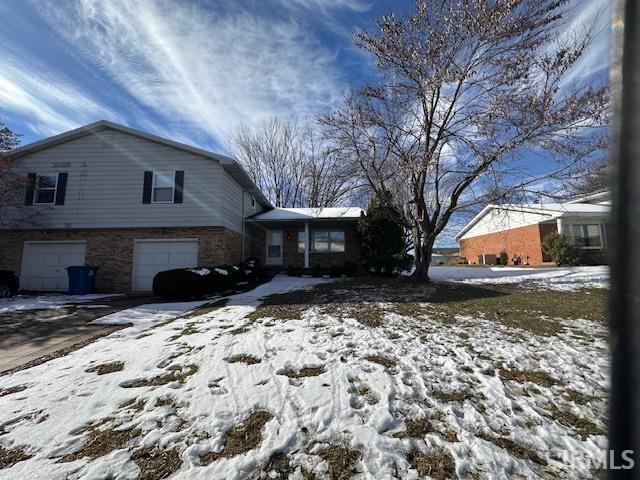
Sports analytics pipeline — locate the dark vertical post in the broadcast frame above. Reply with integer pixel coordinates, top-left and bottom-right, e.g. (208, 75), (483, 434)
(609, 1), (640, 477)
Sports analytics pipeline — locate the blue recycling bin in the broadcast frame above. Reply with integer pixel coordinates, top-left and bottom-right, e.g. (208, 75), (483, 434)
(66, 266), (99, 295)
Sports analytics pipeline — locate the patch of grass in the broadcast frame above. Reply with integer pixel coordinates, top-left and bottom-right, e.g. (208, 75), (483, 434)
(227, 354), (261, 365)
(228, 325), (250, 335)
(201, 411), (273, 464)
(549, 406), (604, 439)
(406, 448), (456, 479)
(0, 385), (27, 397)
(563, 388), (598, 405)
(257, 452), (295, 479)
(283, 367), (325, 379)
(477, 432), (547, 465)
(169, 323), (199, 341)
(0, 445), (32, 469)
(119, 398), (146, 412)
(60, 420), (141, 462)
(86, 361), (124, 375)
(394, 417), (432, 439)
(439, 428), (459, 443)
(364, 355), (396, 369)
(499, 368), (558, 387)
(354, 383), (379, 405)
(318, 445), (362, 480)
(131, 447), (181, 480)
(122, 364), (199, 388)
(322, 303), (384, 327)
(432, 389), (473, 404)
(181, 299), (229, 319)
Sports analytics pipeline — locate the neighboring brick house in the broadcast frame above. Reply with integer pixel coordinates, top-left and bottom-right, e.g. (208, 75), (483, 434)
(0, 120), (363, 292)
(455, 193), (610, 266)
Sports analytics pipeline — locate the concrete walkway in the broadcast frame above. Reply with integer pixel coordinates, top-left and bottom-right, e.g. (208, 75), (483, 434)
(0, 295), (154, 374)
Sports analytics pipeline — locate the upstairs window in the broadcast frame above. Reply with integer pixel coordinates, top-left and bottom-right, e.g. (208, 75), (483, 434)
(571, 224), (602, 247)
(34, 174), (58, 204)
(152, 171), (175, 203)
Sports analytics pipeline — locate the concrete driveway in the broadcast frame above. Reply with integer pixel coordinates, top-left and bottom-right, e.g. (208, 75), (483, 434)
(0, 295), (155, 375)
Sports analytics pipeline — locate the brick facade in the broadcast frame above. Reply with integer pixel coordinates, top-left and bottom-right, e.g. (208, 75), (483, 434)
(0, 227), (242, 292)
(251, 223), (361, 269)
(459, 222), (557, 266)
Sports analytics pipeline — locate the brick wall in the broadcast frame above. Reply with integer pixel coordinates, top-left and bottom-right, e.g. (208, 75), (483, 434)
(0, 227), (241, 292)
(459, 222), (557, 266)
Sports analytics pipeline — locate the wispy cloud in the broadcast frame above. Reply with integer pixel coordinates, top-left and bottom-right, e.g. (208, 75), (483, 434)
(0, 48), (121, 136)
(34, 0), (364, 148)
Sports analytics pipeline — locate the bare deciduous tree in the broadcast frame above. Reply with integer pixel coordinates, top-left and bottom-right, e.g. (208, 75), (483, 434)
(0, 119), (24, 227)
(230, 117), (358, 208)
(321, 0), (609, 281)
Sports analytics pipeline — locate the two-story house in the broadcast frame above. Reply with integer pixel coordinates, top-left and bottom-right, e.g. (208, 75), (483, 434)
(0, 121), (362, 292)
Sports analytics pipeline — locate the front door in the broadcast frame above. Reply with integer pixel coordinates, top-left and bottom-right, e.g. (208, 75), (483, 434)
(266, 230), (283, 265)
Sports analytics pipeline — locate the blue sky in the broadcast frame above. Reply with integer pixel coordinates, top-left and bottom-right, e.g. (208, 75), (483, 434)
(0, 0), (609, 153)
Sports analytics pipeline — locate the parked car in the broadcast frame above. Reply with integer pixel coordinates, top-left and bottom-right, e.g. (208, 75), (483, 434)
(0, 270), (19, 297)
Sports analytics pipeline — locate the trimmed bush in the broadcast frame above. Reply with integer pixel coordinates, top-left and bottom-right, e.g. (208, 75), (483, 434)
(153, 262), (256, 300)
(328, 265), (344, 278)
(368, 253), (413, 276)
(541, 233), (580, 266)
(447, 256), (467, 266)
(153, 269), (209, 300)
(239, 258), (260, 282)
(310, 265), (324, 278)
(344, 261), (358, 277)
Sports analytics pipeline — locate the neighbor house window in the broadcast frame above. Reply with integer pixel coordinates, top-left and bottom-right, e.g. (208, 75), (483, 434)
(34, 174), (58, 204)
(298, 231), (306, 253)
(571, 224), (602, 247)
(311, 230), (345, 253)
(152, 171), (175, 203)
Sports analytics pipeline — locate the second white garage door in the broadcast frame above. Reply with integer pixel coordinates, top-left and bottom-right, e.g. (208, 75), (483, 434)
(132, 240), (198, 291)
(20, 241), (87, 291)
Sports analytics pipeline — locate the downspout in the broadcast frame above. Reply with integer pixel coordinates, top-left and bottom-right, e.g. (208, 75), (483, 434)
(241, 191), (246, 261)
(304, 222), (310, 269)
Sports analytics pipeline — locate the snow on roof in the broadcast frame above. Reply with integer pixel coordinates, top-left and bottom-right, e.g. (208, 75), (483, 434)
(251, 207), (364, 221)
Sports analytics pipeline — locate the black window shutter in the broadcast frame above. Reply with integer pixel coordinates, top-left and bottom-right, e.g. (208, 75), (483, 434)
(142, 171), (153, 204)
(24, 173), (36, 205)
(55, 173), (68, 205)
(174, 170), (184, 203)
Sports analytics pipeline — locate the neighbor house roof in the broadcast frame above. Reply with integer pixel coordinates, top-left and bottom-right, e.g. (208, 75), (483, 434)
(454, 202), (610, 240)
(249, 207), (364, 222)
(6, 120), (273, 209)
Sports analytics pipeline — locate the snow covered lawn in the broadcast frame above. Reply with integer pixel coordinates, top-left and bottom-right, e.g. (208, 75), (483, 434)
(0, 273), (608, 479)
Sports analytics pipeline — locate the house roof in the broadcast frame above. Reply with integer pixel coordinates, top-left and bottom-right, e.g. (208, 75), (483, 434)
(6, 120), (273, 209)
(249, 207), (364, 222)
(454, 202), (610, 240)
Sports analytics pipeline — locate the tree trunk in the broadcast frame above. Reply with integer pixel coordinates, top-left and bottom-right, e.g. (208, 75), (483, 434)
(411, 231), (435, 283)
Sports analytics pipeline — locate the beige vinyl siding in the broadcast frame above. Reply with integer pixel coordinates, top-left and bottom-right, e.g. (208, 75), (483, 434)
(221, 170), (266, 233)
(222, 169), (244, 233)
(7, 128), (227, 229)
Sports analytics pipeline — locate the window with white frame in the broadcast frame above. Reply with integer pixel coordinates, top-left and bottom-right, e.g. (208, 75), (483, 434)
(310, 230), (345, 253)
(571, 224), (602, 247)
(298, 230), (306, 253)
(34, 174), (58, 204)
(152, 171), (175, 203)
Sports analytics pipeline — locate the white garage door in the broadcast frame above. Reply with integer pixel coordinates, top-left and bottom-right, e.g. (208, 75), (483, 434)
(132, 240), (198, 291)
(20, 241), (86, 291)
